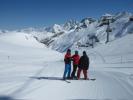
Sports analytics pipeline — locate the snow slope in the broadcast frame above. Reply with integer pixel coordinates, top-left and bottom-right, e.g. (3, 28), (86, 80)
(0, 31), (133, 100)
(0, 32), (45, 48)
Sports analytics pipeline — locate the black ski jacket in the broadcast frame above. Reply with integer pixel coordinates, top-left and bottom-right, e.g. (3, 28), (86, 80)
(78, 55), (89, 70)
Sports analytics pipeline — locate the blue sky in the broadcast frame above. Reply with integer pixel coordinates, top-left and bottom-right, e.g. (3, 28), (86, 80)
(0, 0), (132, 30)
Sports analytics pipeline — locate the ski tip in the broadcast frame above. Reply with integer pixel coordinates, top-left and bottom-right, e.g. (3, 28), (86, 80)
(89, 78), (96, 81)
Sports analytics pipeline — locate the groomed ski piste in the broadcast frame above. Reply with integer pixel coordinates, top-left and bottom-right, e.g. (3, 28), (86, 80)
(0, 32), (133, 100)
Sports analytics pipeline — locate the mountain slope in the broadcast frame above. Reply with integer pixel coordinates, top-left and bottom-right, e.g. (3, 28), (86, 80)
(0, 12), (132, 53)
(49, 12), (133, 52)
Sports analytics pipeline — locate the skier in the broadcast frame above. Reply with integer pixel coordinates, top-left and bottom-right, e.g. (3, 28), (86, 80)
(77, 51), (89, 80)
(71, 50), (80, 79)
(63, 49), (72, 80)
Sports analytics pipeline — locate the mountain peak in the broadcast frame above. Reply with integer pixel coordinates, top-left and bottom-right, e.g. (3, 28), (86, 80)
(63, 19), (78, 31)
(102, 13), (113, 17)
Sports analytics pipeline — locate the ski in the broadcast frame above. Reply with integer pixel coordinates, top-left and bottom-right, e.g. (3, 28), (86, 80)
(30, 76), (95, 83)
(61, 79), (71, 83)
(31, 76), (71, 83)
(78, 78), (96, 81)
(66, 78), (96, 81)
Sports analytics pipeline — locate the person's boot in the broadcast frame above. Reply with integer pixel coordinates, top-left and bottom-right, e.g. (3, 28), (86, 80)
(67, 76), (71, 80)
(63, 77), (66, 80)
(74, 76), (78, 80)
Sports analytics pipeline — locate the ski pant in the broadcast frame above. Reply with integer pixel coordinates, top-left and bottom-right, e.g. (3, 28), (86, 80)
(71, 64), (78, 78)
(63, 64), (71, 79)
(77, 68), (88, 79)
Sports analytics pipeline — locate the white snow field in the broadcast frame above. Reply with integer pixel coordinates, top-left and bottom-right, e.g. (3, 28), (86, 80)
(0, 32), (133, 100)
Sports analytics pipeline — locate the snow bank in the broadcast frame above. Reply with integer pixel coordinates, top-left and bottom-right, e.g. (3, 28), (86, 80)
(0, 32), (45, 48)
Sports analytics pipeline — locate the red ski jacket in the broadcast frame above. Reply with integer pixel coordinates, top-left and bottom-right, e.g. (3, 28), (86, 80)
(72, 54), (80, 65)
(64, 53), (71, 64)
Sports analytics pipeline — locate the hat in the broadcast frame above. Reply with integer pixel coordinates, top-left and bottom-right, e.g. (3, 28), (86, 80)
(75, 50), (78, 55)
(67, 49), (71, 52)
(83, 51), (86, 55)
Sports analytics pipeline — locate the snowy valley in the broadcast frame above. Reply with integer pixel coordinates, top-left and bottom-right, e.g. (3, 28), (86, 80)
(0, 12), (133, 100)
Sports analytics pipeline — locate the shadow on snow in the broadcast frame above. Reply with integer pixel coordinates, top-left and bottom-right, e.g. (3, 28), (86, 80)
(30, 76), (63, 80)
(30, 76), (96, 81)
(0, 96), (24, 100)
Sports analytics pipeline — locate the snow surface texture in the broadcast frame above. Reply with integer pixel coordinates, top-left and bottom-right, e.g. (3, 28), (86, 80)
(0, 29), (133, 100)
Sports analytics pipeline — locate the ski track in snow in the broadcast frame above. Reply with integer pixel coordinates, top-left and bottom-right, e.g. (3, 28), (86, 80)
(1, 62), (132, 100)
(0, 53), (133, 100)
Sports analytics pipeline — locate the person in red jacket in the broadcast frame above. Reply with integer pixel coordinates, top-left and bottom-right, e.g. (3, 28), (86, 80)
(71, 50), (80, 79)
(63, 49), (72, 79)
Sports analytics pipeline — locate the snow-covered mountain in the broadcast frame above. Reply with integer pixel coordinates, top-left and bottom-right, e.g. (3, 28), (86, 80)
(47, 12), (133, 52)
(45, 24), (64, 33)
(63, 19), (78, 31)
(30, 12), (132, 52)
(0, 12), (133, 53)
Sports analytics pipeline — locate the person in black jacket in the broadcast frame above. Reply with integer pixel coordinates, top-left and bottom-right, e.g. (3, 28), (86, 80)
(77, 51), (89, 80)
